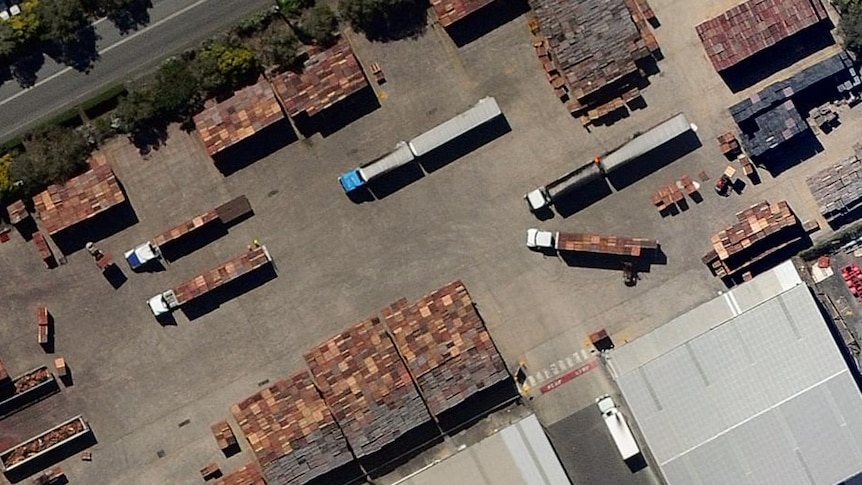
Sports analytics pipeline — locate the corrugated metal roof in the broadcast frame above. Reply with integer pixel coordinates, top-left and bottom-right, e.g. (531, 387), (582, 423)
(599, 113), (692, 173)
(611, 261), (862, 485)
(407, 97), (502, 156)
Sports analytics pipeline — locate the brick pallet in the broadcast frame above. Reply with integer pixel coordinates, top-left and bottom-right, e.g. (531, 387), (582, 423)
(806, 154), (862, 224)
(169, 246), (270, 304)
(382, 281), (509, 417)
(6, 200), (27, 225)
(153, 211), (220, 247)
(36, 305), (49, 345)
(215, 463), (266, 485)
(556, 232), (657, 256)
(231, 372), (353, 485)
(31, 232), (54, 268)
(304, 317), (431, 459)
(210, 420), (236, 452)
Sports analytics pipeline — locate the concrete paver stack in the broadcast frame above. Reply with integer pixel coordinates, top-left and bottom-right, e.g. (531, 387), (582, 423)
(215, 463), (266, 485)
(807, 153), (862, 226)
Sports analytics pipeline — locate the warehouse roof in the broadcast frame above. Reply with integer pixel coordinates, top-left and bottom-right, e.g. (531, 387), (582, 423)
(271, 39), (368, 118)
(304, 317), (432, 459)
(215, 463), (266, 485)
(395, 414), (571, 485)
(382, 281), (509, 417)
(609, 261), (862, 485)
(231, 371), (353, 485)
(193, 77), (285, 156)
(32, 153), (126, 235)
(431, 0), (496, 27)
(695, 0), (828, 72)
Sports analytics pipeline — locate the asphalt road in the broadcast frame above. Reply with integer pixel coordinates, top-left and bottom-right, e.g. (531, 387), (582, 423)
(0, 0), (273, 144)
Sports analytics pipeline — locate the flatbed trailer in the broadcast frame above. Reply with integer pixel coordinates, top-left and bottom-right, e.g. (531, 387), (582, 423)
(527, 229), (658, 257)
(147, 245), (273, 316)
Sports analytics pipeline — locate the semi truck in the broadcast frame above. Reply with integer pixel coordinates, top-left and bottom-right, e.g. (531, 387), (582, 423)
(147, 245), (272, 317)
(596, 395), (640, 463)
(338, 97), (503, 193)
(525, 113), (695, 212)
(527, 229), (658, 257)
(125, 196), (252, 269)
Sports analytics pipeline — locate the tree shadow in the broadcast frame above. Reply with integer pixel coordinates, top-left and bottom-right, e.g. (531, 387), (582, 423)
(9, 50), (45, 88)
(128, 120), (169, 155)
(109, 0), (153, 34)
(44, 26), (101, 73)
(358, 0), (429, 42)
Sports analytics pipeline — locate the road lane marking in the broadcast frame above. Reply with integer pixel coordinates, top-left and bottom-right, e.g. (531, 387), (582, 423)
(0, 0), (214, 108)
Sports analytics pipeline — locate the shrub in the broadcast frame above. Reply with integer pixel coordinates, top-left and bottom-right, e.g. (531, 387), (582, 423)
(300, 4), (338, 45)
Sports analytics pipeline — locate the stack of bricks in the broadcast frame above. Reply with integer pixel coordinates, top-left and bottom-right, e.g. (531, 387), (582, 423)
(193, 77), (285, 157)
(210, 420), (236, 452)
(215, 463), (266, 485)
(36, 306), (49, 345)
(807, 155), (862, 225)
(6, 200), (27, 224)
(696, 0), (827, 72)
(32, 153), (126, 235)
(152, 210), (220, 247)
(529, 0), (659, 125)
(382, 281), (509, 417)
(555, 233), (658, 257)
(31, 232), (53, 268)
(231, 371), (353, 485)
(304, 317), (431, 459)
(170, 246), (270, 304)
(431, 0), (496, 27)
(702, 200), (800, 278)
(271, 38), (368, 119)
(717, 132), (740, 156)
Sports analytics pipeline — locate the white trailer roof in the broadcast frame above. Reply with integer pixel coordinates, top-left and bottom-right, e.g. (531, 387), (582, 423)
(600, 113), (692, 173)
(358, 142), (415, 181)
(408, 97), (502, 156)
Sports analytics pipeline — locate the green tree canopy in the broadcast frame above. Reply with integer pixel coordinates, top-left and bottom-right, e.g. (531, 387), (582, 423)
(8, 0), (41, 43)
(276, 0), (315, 19)
(11, 126), (92, 192)
(192, 40), (260, 98)
(838, 0), (862, 54)
(256, 24), (300, 71)
(35, 0), (88, 45)
(338, 0), (426, 40)
(153, 57), (200, 118)
(300, 4), (338, 45)
(0, 153), (14, 195)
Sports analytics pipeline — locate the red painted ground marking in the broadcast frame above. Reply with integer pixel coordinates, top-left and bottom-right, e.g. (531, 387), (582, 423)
(539, 359), (598, 394)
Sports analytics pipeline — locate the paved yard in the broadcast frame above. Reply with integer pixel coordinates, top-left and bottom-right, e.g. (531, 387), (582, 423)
(0, 0), (859, 483)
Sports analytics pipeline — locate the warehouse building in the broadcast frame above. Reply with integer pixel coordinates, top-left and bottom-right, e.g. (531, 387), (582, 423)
(607, 260), (862, 485)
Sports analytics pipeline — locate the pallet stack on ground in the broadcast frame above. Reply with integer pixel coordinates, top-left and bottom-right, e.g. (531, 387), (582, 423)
(32, 154), (125, 235)
(31, 231), (53, 268)
(37, 305), (49, 344)
(215, 463), (266, 485)
(382, 281), (509, 417)
(231, 371), (354, 485)
(557, 233), (658, 256)
(304, 317), (432, 459)
(702, 200), (800, 278)
(695, 0), (828, 72)
(170, 246), (270, 303)
(6, 200), (27, 225)
(807, 155), (862, 225)
(193, 77), (285, 157)
(210, 420), (236, 452)
(529, 0), (658, 124)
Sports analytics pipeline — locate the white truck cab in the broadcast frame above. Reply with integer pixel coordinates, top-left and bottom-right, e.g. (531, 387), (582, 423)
(526, 228), (555, 249)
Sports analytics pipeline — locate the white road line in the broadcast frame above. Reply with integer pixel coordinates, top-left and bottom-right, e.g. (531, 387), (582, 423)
(0, 0), (213, 108)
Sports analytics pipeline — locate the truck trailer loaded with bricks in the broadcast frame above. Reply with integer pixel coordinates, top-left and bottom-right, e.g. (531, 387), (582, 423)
(147, 245), (273, 317)
(525, 113), (696, 212)
(526, 229), (658, 257)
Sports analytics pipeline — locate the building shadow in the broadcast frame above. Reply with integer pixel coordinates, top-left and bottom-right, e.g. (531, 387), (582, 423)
(553, 178), (613, 218)
(180, 264), (278, 320)
(756, 130), (823, 176)
(293, 86), (381, 138)
(213, 120), (297, 175)
(720, 23), (835, 93)
(445, 0), (530, 47)
(50, 200), (139, 255)
(605, 129), (702, 190)
(418, 116), (511, 173)
(361, 421), (443, 479)
(367, 163), (425, 200)
(159, 224), (230, 262)
(3, 431), (96, 483)
(438, 380), (519, 435)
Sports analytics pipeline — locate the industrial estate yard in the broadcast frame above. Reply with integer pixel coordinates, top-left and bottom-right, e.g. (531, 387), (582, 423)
(2, 0), (862, 483)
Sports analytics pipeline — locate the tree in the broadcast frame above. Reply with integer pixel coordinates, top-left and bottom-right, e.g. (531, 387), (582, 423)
(839, 0), (862, 54)
(152, 57), (200, 117)
(11, 126), (92, 192)
(257, 25), (300, 71)
(192, 40), (259, 98)
(115, 87), (159, 132)
(0, 23), (18, 60)
(8, 0), (41, 44)
(300, 4), (338, 45)
(338, 0), (427, 40)
(276, 0), (314, 19)
(0, 153), (13, 195)
(35, 0), (88, 45)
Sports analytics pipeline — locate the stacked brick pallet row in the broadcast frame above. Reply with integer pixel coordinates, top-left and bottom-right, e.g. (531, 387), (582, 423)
(702, 200), (799, 277)
(193, 78), (285, 157)
(152, 210), (220, 247)
(6, 200), (27, 224)
(382, 281), (509, 417)
(695, 0), (827, 72)
(556, 233), (658, 257)
(806, 155), (862, 225)
(431, 0), (495, 27)
(271, 39), (368, 118)
(171, 246), (270, 303)
(304, 317), (432, 459)
(231, 371), (353, 485)
(215, 463), (266, 485)
(32, 154), (125, 235)
(210, 421), (236, 452)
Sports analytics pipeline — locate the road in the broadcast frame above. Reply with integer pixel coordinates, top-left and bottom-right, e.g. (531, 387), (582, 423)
(0, 0), (273, 144)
